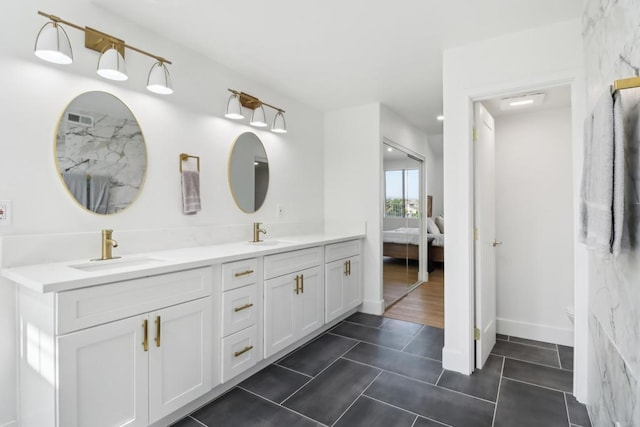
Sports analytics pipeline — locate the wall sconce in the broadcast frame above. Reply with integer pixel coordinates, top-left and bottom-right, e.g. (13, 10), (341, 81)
(34, 11), (173, 95)
(225, 89), (287, 133)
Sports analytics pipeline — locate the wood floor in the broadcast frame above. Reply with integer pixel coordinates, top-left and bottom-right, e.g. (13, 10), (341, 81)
(384, 267), (444, 328)
(382, 257), (419, 305)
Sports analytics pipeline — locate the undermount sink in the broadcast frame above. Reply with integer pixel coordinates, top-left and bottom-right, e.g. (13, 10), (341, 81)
(246, 240), (294, 247)
(70, 257), (165, 272)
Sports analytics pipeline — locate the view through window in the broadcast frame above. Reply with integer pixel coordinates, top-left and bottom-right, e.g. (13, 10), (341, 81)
(385, 169), (419, 217)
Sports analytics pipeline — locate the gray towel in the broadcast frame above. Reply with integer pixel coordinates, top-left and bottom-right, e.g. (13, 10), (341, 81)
(62, 173), (88, 208)
(615, 87), (640, 250)
(579, 91), (615, 254)
(181, 170), (201, 214)
(88, 175), (110, 215)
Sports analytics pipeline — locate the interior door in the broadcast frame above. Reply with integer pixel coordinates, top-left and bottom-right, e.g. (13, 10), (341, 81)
(474, 102), (497, 369)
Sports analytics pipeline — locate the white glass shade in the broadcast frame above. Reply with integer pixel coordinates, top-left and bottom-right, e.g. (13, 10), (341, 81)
(34, 22), (73, 65)
(97, 47), (128, 81)
(146, 61), (173, 95)
(250, 105), (267, 127)
(271, 111), (287, 133)
(225, 94), (244, 119)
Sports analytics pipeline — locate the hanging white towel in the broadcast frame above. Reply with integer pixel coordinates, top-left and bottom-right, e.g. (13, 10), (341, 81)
(579, 91), (615, 254)
(181, 170), (201, 214)
(62, 173), (89, 208)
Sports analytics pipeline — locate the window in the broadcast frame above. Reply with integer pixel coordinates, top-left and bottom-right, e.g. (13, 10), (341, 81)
(385, 169), (420, 218)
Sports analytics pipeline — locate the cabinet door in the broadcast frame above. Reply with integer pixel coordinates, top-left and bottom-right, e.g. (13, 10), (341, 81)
(148, 298), (212, 424)
(297, 266), (323, 337)
(264, 273), (297, 357)
(325, 259), (347, 323)
(58, 315), (149, 427)
(344, 255), (362, 310)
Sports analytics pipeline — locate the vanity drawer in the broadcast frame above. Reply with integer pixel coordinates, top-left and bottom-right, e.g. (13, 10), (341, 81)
(57, 267), (212, 335)
(264, 247), (322, 280)
(325, 240), (360, 263)
(222, 284), (258, 337)
(221, 325), (259, 382)
(222, 258), (257, 291)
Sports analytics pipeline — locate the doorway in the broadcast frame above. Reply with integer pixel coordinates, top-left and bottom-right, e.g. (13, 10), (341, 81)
(472, 85), (575, 369)
(381, 141), (424, 308)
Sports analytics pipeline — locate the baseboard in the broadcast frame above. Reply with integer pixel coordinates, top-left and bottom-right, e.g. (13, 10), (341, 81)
(360, 299), (385, 315)
(497, 318), (574, 346)
(442, 346), (472, 374)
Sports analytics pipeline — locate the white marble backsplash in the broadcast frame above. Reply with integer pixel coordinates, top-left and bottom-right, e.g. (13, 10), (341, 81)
(583, 0), (640, 425)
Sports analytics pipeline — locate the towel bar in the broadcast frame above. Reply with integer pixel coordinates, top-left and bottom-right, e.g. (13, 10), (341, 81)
(179, 153), (200, 172)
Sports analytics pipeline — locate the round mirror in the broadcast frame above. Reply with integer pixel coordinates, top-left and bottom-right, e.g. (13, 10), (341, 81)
(55, 91), (147, 215)
(228, 132), (269, 213)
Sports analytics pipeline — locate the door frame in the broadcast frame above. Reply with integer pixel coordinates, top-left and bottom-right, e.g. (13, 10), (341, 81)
(442, 73), (589, 401)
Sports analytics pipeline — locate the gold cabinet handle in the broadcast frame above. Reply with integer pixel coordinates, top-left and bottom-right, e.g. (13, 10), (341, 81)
(142, 319), (149, 352)
(348, 260), (351, 276)
(234, 345), (254, 357)
(155, 316), (161, 347)
(234, 269), (254, 278)
(234, 303), (254, 312)
(344, 260), (348, 276)
(301, 274), (304, 293)
(294, 275), (300, 294)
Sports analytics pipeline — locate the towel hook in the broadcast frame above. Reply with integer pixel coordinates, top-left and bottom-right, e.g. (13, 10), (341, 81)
(179, 153), (200, 173)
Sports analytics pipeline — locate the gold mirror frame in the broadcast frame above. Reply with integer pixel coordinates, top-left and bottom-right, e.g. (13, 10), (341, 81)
(54, 91), (148, 215)
(228, 132), (269, 213)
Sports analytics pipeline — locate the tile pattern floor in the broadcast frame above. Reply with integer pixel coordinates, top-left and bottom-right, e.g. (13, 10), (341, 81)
(172, 314), (591, 427)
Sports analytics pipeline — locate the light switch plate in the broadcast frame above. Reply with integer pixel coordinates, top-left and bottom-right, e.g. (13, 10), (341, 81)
(0, 200), (11, 225)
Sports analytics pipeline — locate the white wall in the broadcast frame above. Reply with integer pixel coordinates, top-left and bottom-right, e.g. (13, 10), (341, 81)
(442, 19), (586, 380)
(324, 103), (382, 312)
(494, 107), (574, 345)
(0, 1), (325, 424)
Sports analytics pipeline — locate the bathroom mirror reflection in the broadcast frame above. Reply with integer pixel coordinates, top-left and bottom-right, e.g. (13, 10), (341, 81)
(228, 132), (269, 213)
(55, 91), (147, 215)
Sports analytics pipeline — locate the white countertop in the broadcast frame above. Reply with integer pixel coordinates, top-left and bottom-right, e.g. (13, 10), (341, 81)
(2, 232), (364, 293)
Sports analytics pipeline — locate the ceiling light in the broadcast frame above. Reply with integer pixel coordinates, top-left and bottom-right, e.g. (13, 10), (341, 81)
(97, 45), (128, 81)
(146, 61), (173, 95)
(387, 147), (393, 152)
(437, 115), (444, 121)
(250, 105), (268, 127)
(226, 89), (287, 134)
(500, 93), (545, 110)
(34, 21), (73, 64)
(225, 94), (244, 119)
(35, 11), (173, 94)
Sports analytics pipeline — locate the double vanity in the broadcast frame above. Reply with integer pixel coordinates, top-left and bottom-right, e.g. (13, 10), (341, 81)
(3, 232), (363, 427)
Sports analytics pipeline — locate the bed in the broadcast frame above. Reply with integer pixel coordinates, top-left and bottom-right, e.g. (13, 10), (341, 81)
(382, 226), (444, 263)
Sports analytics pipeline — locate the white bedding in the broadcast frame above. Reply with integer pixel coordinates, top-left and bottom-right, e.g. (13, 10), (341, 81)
(383, 227), (444, 247)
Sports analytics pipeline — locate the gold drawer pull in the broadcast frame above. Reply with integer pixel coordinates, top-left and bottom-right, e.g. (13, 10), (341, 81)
(142, 319), (149, 352)
(300, 274), (304, 293)
(234, 345), (254, 357)
(347, 260), (351, 276)
(295, 275), (300, 294)
(234, 303), (254, 312)
(155, 316), (161, 347)
(234, 269), (254, 278)
(344, 260), (348, 276)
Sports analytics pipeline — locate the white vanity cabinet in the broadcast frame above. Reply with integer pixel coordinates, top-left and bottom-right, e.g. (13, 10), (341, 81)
(264, 247), (324, 358)
(220, 258), (261, 382)
(18, 267), (213, 427)
(325, 240), (362, 323)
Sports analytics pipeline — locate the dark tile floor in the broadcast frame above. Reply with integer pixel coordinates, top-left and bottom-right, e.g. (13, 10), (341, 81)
(172, 314), (591, 427)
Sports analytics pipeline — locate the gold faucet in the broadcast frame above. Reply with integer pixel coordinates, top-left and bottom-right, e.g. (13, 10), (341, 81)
(252, 222), (267, 242)
(100, 229), (119, 260)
